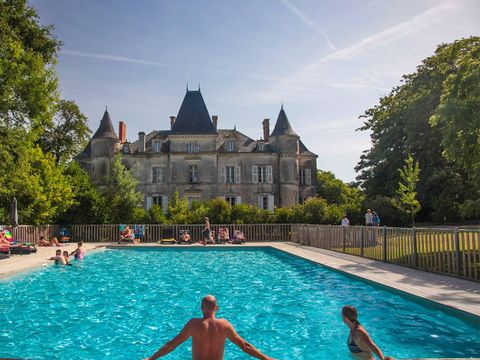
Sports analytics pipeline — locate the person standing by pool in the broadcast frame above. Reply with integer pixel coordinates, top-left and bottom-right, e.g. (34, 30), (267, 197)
(144, 295), (275, 360)
(341, 214), (350, 226)
(202, 217), (211, 242)
(342, 305), (394, 360)
(365, 209), (374, 226)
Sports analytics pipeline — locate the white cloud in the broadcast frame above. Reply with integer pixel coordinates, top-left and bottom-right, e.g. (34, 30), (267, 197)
(62, 49), (177, 68)
(279, 0), (336, 50)
(250, 0), (466, 103)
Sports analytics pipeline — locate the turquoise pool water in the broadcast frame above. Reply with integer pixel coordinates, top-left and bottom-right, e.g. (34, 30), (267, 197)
(0, 248), (479, 359)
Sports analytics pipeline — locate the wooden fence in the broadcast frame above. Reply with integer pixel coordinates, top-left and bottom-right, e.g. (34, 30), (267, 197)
(291, 225), (480, 282)
(1, 223), (292, 244)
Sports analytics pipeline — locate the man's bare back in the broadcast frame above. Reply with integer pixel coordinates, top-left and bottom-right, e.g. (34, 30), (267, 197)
(144, 295), (275, 360)
(190, 317), (230, 360)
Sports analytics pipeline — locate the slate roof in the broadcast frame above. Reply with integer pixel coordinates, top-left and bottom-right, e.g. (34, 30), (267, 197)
(171, 90), (217, 135)
(270, 106), (298, 137)
(92, 109), (118, 139)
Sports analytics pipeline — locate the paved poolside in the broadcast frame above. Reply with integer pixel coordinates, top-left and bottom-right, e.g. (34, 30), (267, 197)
(1, 242), (479, 319)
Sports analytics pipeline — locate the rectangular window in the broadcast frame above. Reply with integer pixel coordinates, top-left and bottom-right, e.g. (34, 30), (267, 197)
(152, 140), (161, 152)
(225, 196), (236, 206)
(152, 167), (163, 183)
(189, 164), (198, 183)
(252, 165), (272, 184)
(262, 196), (268, 210)
(187, 142), (200, 153)
(299, 169), (312, 185)
(226, 166), (235, 183)
(258, 166), (266, 183)
(152, 195), (163, 207)
(226, 140), (235, 151)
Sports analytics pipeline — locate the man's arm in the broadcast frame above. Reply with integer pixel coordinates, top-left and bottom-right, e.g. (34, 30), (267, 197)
(144, 320), (193, 360)
(226, 321), (275, 360)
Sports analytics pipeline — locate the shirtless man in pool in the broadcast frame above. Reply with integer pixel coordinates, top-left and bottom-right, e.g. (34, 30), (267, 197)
(144, 295), (275, 360)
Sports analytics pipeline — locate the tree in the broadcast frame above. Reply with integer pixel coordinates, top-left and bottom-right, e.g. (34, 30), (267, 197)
(102, 154), (143, 223)
(0, 0), (60, 134)
(316, 170), (364, 224)
(356, 37), (479, 222)
(55, 162), (107, 224)
(167, 192), (190, 224)
(429, 40), (480, 218)
(392, 155), (421, 226)
(146, 205), (167, 224)
(38, 100), (91, 164)
(0, 0), (94, 225)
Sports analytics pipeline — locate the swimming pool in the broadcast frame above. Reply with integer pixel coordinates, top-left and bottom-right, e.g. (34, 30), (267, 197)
(0, 247), (478, 359)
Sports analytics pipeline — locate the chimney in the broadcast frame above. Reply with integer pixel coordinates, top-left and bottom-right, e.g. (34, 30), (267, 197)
(262, 118), (270, 141)
(119, 121), (126, 144)
(170, 116), (176, 130)
(212, 115), (218, 130)
(138, 132), (145, 152)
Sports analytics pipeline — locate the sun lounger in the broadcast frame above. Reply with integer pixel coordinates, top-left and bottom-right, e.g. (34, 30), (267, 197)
(159, 238), (176, 245)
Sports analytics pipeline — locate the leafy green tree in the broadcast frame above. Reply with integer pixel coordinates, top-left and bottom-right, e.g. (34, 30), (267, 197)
(12, 146), (74, 225)
(146, 205), (167, 224)
(55, 162), (107, 224)
(392, 155), (421, 226)
(207, 198), (231, 224)
(102, 154), (143, 223)
(0, 0), (60, 134)
(167, 192), (190, 224)
(38, 100), (91, 164)
(316, 170), (364, 224)
(429, 40), (480, 217)
(356, 37), (479, 222)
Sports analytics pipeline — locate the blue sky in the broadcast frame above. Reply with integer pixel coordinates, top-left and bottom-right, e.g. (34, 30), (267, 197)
(33, 0), (479, 182)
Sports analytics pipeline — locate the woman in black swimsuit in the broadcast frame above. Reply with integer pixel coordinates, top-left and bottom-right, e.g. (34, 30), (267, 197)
(341, 306), (394, 360)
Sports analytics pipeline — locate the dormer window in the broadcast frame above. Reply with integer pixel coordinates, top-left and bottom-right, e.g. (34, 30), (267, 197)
(152, 139), (161, 152)
(226, 140), (235, 152)
(187, 142), (200, 153)
(258, 142), (265, 151)
(122, 144), (130, 154)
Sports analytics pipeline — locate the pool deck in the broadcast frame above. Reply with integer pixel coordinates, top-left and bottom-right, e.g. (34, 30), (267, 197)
(1, 242), (479, 320)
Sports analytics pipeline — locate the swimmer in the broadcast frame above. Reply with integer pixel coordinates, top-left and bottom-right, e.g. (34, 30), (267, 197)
(144, 295), (275, 360)
(70, 241), (85, 260)
(63, 250), (73, 266)
(342, 305), (394, 360)
(49, 249), (66, 265)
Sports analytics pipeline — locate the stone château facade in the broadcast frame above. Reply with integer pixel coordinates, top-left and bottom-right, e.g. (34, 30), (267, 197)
(76, 89), (317, 212)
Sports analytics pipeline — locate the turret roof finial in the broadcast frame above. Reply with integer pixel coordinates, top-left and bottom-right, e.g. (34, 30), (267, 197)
(186, 82), (189, 92)
(198, 82), (201, 92)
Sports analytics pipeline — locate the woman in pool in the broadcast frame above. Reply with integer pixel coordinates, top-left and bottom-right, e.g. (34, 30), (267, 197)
(70, 241), (85, 260)
(342, 306), (394, 360)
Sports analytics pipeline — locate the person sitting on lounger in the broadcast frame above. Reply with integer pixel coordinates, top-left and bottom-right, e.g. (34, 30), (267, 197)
(50, 249), (67, 265)
(231, 230), (245, 243)
(180, 231), (191, 243)
(217, 226), (229, 243)
(39, 236), (61, 247)
(119, 226), (134, 243)
(0, 233), (11, 246)
(144, 295), (275, 360)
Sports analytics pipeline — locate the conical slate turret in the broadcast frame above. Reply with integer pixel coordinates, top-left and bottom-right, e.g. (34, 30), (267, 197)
(271, 106), (298, 137)
(92, 109), (118, 139)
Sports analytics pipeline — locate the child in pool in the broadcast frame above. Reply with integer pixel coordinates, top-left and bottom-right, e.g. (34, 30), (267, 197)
(63, 250), (73, 266)
(70, 241), (85, 260)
